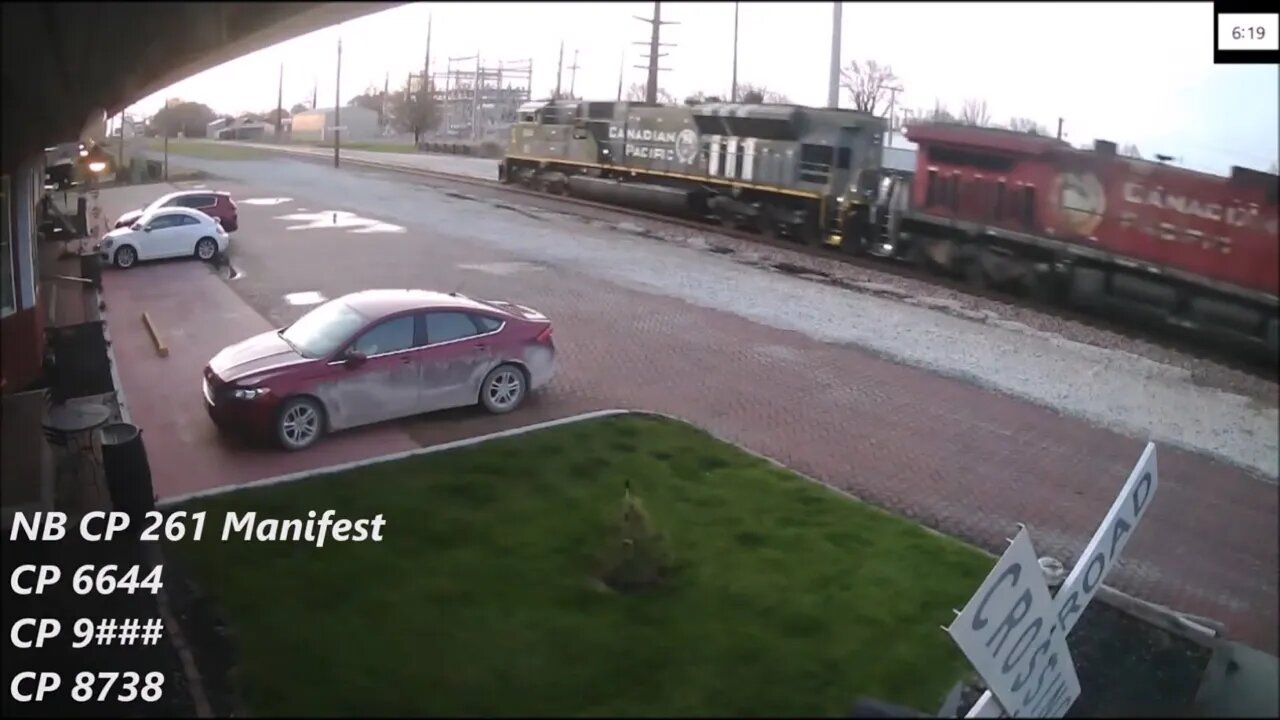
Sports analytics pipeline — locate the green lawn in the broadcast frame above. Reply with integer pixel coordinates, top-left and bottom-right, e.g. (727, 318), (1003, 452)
(171, 414), (991, 717)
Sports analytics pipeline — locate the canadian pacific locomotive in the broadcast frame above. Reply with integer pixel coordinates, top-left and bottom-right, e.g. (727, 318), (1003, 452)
(500, 99), (1280, 357)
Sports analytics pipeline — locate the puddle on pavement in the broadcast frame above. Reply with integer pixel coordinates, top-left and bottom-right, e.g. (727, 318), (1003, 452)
(241, 197), (293, 206)
(284, 291), (326, 306)
(443, 191), (480, 202)
(708, 245), (735, 255)
(273, 210), (406, 234)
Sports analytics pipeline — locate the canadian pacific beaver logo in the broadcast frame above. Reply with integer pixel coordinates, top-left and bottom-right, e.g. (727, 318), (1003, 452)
(675, 129), (699, 165)
(1052, 172), (1107, 236)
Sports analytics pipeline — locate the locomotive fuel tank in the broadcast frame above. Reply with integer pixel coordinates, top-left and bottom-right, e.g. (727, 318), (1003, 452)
(566, 176), (703, 216)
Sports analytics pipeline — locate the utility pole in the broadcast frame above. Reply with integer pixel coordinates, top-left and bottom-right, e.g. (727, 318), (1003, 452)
(382, 72), (390, 132)
(1057, 117), (1064, 140)
(422, 12), (432, 142)
(312, 74), (318, 110)
(885, 84), (903, 145)
(828, 2), (842, 108)
(334, 35), (342, 168)
(569, 49), (580, 99)
(616, 51), (625, 101)
(731, 1), (739, 102)
(633, 1), (678, 103)
(554, 40), (564, 99)
(117, 110), (125, 180)
(275, 62), (284, 140)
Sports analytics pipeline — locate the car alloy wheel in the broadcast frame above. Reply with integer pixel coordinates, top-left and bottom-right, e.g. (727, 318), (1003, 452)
(114, 245), (137, 269)
(195, 237), (218, 261)
(481, 365), (526, 414)
(277, 397), (324, 451)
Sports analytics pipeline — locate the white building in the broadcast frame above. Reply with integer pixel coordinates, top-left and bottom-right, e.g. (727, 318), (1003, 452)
(290, 106), (379, 142)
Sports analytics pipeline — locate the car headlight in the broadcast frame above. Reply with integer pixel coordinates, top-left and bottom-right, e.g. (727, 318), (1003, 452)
(103, 239), (114, 249)
(231, 387), (270, 400)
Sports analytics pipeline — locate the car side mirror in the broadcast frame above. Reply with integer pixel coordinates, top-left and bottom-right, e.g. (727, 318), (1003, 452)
(131, 223), (142, 231)
(142, 225), (152, 232)
(343, 350), (367, 368)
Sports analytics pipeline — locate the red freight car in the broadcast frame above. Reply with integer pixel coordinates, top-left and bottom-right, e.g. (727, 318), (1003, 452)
(897, 123), (1279, 352)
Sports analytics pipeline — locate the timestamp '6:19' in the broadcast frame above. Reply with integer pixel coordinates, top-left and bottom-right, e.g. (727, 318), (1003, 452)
(1232, 25), (1266, 41)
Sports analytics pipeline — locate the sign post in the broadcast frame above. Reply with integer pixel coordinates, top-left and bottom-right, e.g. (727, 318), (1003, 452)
(946, 527), (1081, 718)
(960, 442), (1160, 718)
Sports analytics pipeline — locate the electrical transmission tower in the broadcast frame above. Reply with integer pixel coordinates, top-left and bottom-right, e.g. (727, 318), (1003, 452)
(632, 0), (678, 103)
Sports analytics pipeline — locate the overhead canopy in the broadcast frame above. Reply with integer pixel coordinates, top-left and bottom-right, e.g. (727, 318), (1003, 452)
(2, 1), (400, 175)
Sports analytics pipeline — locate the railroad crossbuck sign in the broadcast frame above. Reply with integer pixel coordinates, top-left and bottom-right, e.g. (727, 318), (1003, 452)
(946, 528), (1081, 717)
(948, 442), (1160, 718)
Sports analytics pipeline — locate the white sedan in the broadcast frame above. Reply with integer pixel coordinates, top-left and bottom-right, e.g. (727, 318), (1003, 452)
(99, 207), (229, 269)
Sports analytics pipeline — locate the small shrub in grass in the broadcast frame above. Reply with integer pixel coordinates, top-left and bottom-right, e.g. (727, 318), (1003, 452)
(597, 483), (673, 593)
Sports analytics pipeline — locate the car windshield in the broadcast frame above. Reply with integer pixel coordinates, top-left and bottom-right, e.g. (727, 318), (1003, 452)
(279, 300), (367, 358)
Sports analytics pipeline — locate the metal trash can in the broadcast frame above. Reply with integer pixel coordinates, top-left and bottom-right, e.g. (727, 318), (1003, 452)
(100, 423), (156, 535)
(80, 252), (102, 290)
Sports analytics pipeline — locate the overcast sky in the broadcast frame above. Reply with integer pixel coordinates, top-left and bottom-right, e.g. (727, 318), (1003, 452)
(132, 1), (1279, 175)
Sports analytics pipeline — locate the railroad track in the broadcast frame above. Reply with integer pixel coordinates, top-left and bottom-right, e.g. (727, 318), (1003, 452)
(198, 142), (1278, 379)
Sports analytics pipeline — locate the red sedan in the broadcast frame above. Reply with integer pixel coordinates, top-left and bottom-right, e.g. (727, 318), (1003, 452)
(202, 289), (557, 451)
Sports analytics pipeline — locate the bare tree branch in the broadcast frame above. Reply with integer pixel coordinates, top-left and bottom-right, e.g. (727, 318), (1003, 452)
(907, 100), (955, 124)
(1120, 143), (1142, 159)
(625, 82), (674, 104)
(839, 60), (898, 114)
(737, 82), (790, 104)
(959, 98), (991, 126)
(685, 91), (726, 105)
(1007, 117), (1047, 135)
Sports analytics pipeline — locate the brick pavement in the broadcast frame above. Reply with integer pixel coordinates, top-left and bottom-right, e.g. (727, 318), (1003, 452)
(98, 178), (1279, 654)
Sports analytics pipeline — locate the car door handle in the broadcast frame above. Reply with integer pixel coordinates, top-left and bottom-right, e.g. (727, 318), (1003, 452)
(473, 342), (489, 350)
(399, 356), (412, 364)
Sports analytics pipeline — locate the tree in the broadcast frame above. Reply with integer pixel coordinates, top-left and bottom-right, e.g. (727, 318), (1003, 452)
(290, 102), (310, 114)
(386, 77), (438, 138)
(262, 108), (290, 125)
(150, 101), (217, 138)
(545, 89), (580, 101)
(1007, 117), (1047, 135)
(684, 91), (723, 105)
(625, 82), (674, 105)
(839, 59), (898, 114)
(959, 98), (991, 126)
(1268, 161), (1278, 175)
(737, 82), (790, 104)
(1120, 143), (1142, 159)
(348, 85), (384, 114)
(909, 100), (955, 124)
